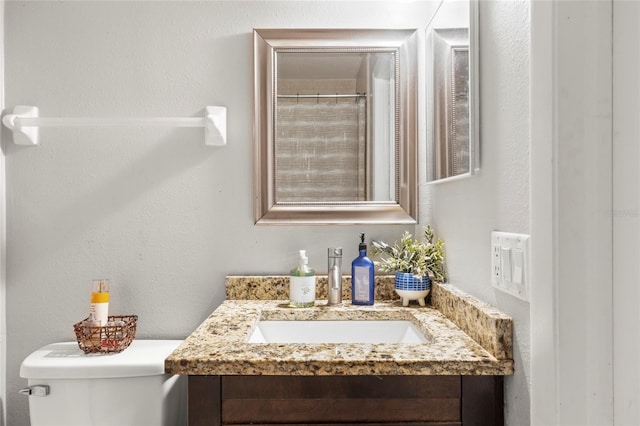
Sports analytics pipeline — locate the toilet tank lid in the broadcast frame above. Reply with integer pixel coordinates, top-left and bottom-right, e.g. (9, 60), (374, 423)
(20, 340), (184, 379)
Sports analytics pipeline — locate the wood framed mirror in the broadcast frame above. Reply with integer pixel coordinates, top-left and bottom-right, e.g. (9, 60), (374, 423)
(254, 28), (418, 225)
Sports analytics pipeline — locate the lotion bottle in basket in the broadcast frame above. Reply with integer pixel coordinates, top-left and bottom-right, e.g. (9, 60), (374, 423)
(90, 279), (110, 325)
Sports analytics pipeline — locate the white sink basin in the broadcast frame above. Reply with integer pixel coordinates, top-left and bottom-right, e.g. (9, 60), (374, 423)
(247, 320), (428, 344)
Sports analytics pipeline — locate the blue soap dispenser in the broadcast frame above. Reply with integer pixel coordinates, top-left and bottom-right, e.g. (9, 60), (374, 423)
(351, 233), (375, 305)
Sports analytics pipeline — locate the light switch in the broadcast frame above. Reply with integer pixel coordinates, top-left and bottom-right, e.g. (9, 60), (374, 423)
(491, 231), (530, 302)
(512, 248), (524, 284)
(501, 247), (512, 282)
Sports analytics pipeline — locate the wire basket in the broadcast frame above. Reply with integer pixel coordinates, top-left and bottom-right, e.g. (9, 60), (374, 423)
(73, 315), (138, 354)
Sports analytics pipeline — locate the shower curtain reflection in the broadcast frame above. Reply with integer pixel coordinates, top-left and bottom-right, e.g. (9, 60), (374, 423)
(275, 98), (367, 202)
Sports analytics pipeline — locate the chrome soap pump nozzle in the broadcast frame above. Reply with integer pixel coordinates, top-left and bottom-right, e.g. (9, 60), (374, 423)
(327, 247), (343, 305)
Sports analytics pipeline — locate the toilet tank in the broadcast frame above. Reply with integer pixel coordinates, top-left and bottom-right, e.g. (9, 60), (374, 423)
(20, 340), (187, 426)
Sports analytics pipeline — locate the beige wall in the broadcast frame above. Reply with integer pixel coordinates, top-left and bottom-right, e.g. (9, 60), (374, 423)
(423, 1), (531, 423)
(3, 2), (435, 424)
(3, 1), (538, 425)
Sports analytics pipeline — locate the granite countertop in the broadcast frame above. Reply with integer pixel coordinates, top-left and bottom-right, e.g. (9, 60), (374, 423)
(165, 276), (514, 376)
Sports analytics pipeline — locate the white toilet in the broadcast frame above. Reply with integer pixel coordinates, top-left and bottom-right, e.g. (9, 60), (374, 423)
(20, 340), (187, 426)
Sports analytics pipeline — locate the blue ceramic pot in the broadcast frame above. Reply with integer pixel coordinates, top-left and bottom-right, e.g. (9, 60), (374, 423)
(394, 272), (431, 291)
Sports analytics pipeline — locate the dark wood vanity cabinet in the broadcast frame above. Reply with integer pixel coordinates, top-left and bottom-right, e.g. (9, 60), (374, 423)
(188, 375), (504, 426)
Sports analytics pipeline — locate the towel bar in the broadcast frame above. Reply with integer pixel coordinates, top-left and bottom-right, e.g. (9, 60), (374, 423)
(2, 105), (227, 146)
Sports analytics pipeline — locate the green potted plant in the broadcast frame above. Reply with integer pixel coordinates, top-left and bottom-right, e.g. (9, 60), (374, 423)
(372, 226), (446, 306)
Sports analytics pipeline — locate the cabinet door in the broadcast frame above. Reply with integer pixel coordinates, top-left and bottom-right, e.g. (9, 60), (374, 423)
(188, 375), (504, 426)
(221, 375), (461, 424)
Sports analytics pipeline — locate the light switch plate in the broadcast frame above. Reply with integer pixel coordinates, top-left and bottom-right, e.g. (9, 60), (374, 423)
(491, 231), (530, 302)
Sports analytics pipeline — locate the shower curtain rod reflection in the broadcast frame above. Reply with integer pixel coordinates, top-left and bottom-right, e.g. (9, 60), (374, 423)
(277, 93), (367, 99)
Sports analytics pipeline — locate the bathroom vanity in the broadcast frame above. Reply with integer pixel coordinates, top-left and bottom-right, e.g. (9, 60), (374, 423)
(165, 276), (513, 425)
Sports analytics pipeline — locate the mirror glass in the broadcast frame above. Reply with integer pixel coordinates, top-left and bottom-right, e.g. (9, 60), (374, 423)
(254, 29), (418, 225)
(276, 51), (396, 203)
(426, 0), (479, 182)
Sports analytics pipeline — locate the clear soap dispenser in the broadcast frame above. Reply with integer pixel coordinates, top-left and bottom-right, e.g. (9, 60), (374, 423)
(351, 233), (375, 305)
(289, 250), (316, 308)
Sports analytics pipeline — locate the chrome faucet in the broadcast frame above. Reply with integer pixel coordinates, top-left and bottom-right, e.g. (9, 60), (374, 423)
(327, 247), (343, 305)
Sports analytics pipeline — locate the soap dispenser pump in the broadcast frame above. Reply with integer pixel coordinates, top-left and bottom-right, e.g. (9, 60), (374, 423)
(289, 250), (316, 308)
(351, 233), (375, 305)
